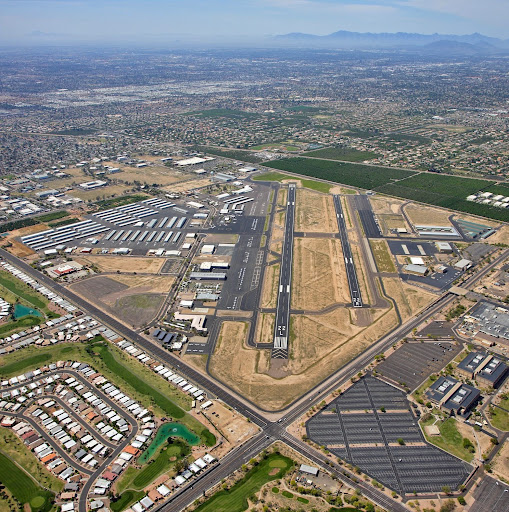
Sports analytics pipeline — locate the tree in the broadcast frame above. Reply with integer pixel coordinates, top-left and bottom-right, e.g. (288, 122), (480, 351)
(442, 485), (451, 495)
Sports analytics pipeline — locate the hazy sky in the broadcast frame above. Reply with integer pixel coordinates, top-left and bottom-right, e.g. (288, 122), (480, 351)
(0, 0), (507, 44)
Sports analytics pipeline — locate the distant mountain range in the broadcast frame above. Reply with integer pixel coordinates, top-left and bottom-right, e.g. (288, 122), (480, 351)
(274, 30), (509, 53)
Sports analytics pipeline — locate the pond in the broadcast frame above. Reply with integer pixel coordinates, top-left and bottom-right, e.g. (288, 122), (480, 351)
(13, 304), (42, 319)
(138, 422), (200, 464)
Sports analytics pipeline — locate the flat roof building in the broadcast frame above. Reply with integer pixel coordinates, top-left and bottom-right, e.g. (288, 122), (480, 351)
(404, 264), (428, 276)
(455, 259), (473, 270)
(426, 376), (480, 416)
(457, 351), (508, 388)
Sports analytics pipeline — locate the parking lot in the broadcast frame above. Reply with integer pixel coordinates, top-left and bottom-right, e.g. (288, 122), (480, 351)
(470, 476), (509, 512)
(400, 265), (462, 290)
(375, 341), (462, 390)
(306, 376), (471, 495)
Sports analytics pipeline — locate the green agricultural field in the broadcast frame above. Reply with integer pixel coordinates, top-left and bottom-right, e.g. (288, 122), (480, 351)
(194, 453), (293, 512)
(265, 157), (416, 190)
(487, 183), (509, 197)
(303, 146), (378, 162)
(253, 171), (331, 193)
(48, 217), (79, 228)
(0, 341), (215, 446)
(375, 173), (509, 221)
(0, 452), (54, 512)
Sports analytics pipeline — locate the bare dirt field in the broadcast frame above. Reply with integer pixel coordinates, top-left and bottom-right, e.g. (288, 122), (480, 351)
(292, 237), (350, 310)
(255, 313), (275, 345)
(209, 306), (398, 410)
(108, 274), (174, 294)
(382, 278), (436, 322)
(405, 204), (452, 226)
(70, 275), (165, 328)
(456, 419), (494, 461)
(295, 188), (337, 233)
(260, 264), (280, 309)
(74, 255), (165, 274)
(493, 439), (509, 482)
(370, 196), (404, 215)
(163, 178), (212, 193)
(277, 188), (288, 207)
(69, 184), (132, 201)
(114, 168), (186, 186)
(485, 225), (509, 244)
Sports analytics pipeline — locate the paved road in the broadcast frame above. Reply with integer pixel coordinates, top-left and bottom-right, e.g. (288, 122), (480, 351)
(333, 195), (363, 307)
(273, 184), (296, 358)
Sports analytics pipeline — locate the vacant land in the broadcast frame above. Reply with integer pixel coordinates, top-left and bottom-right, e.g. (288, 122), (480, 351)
(255, 313), (275, 345)
(295, 188), (337, 233)
(405, 204), (452, 226)
(260, 264), (280, 309)
(93, 194), (150, 210)
(70, 276), (165, 328)
(69, 184), (132, 202)
(195, 453), (293, 512)
(210, 306), (397, 410)
(493, 439), (509, 482)
(265, 157), (416, 190)
(75, 255), (165, 274)
(253, 171), (331, 193)
(382, 278), (436, 322)
(303, 146), (378, 161)
(292, 237), (350, 310)
(109, 274), (175, 294)
(370, 240), (396, 273)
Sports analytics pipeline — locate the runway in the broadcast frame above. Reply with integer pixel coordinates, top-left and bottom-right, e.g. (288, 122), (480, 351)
(272, 184), (296, 359)
(333, 195), (363, 307)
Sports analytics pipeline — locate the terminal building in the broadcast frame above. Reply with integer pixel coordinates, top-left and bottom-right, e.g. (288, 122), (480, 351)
(457, 351), (508, 388)
(426, 376), (480, 417)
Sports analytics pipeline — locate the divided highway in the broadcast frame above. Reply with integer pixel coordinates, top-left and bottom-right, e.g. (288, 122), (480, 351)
(333, 195), (363, 307)
(273, 184), (296, 358)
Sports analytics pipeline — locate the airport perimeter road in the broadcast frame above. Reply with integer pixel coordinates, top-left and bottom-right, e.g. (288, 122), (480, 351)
(333, 195), (362, 307)
(272, 184), (296, 359)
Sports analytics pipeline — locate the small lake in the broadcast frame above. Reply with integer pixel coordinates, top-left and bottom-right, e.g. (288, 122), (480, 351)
(138, 422), (200, 464)
(13, 304), (42, 319)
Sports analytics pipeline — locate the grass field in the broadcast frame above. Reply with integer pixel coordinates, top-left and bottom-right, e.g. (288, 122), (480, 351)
(489, 406), (509, 431)
(0, 341), (214, 446)
(110, 490), (145, 512)
(253, 171), (331, 193)
(117, 440), (188, 493)
(0, 315), (43, 338)
(421, 417), (474, 462)
(303, 146), (378, 161)
(36, 211), (69, 223)
(0, 270), (54, 315)
(0, 427), (63, 494)
(194, 453), (293, 512)
(369, 240), (396, 272)
(0, 452), (54, 512)
(265, 157), (416, 190)
(94, 194), (150, 211)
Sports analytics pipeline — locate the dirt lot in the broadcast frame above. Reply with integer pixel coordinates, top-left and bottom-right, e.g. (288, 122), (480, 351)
(493, 439), (509, 482)
(108, 274), (175, 293)
(69, 184), (132, 201)
(295, 188), (337, 233)
(486, 225), (509, 244)
(163, 178), (212, 193)
(209, 306), (398, 410)
(382, 278), (436, 322)
(74, 255), (165, 274)
(370, 196), (404, 215)
(405, 204), (452, 226)
(70, 275), (165, 328)
(292, 237), (350, 310)
(456, 419), (494, 460)
(255, 313), (275, 345)
(370, 239), (396, 273)
(113, 168), (187, 186)
(260, 264), (280, 309)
